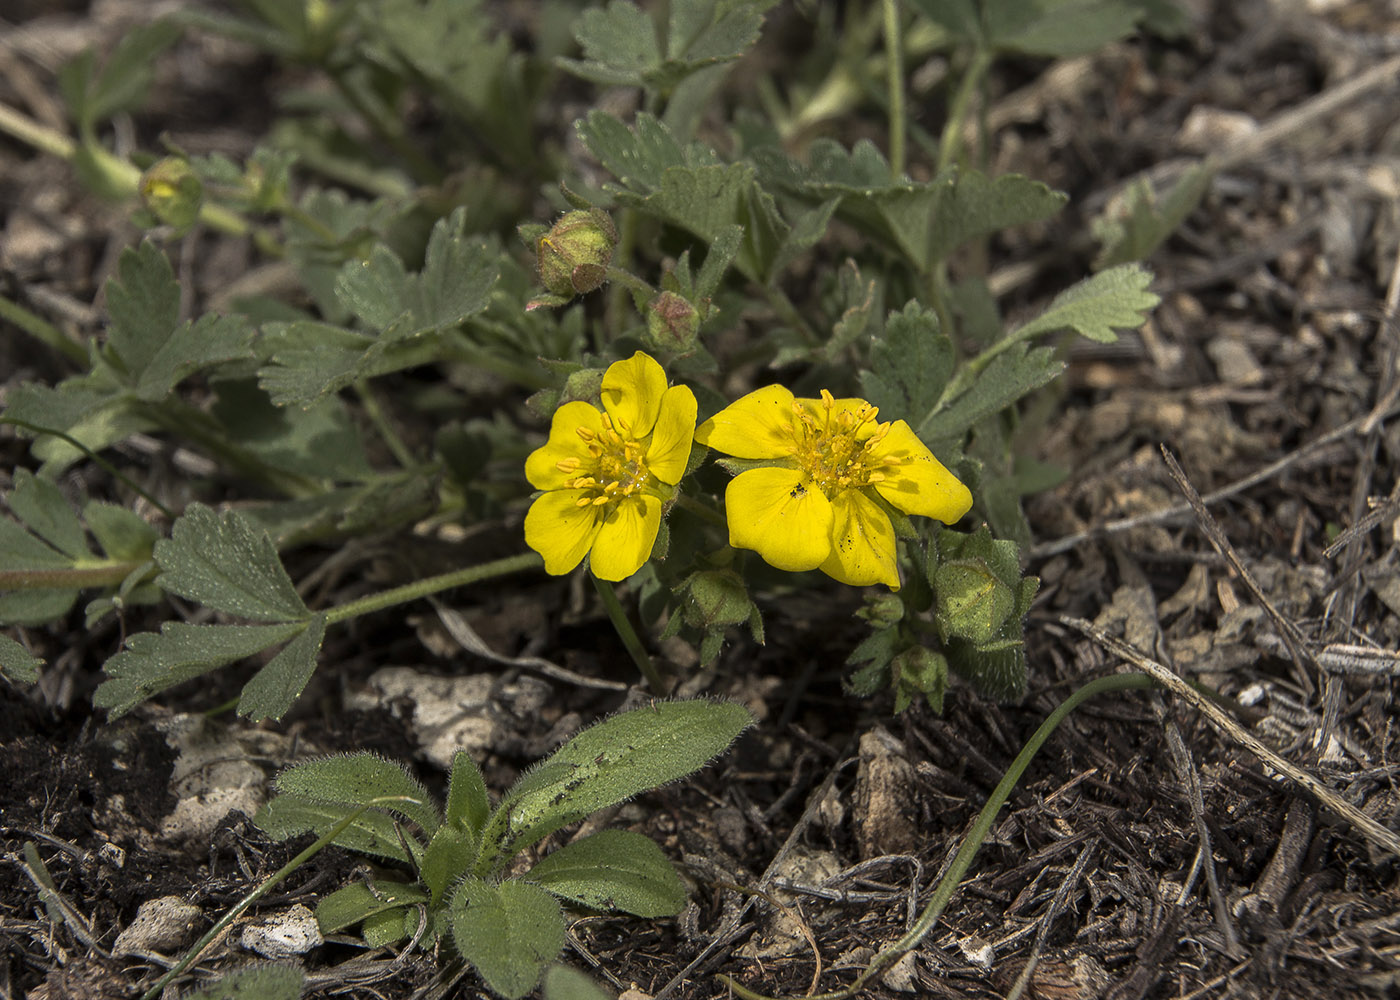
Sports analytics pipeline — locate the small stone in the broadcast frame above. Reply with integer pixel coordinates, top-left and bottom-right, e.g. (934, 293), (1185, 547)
(113, 896), (202, 957)
(240, 903), (323, 958)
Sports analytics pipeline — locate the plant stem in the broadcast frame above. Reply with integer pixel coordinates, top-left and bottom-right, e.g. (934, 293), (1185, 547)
(0, 560), (151, 592)
(674, 492), (727, 529)
(354, 379), (417, 469)
(936, 49), (993, 173)
(0, 293), (89, 367)
(717, 671), (1158, 1000)
(882, 0), (906, 180)
(0, 416), (176, 520)
(0, 99), (249, 236)
(324, 552), (543, 625)
(139, 797), (419, 1000)
(593, 576), (667, 693)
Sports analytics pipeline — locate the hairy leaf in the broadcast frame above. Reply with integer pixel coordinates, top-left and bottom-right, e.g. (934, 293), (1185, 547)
(446, 749), (491, 835)
(178, 962), (305, 1000)
(0, 634), (42, 685)
(105, 242), (254, 400)
(526, 829), (686, 917)
(95, 621), (303, 717)
(1094, 162), (1215, 269)
(274, 751), (441, 837)
(334, 208), (498, 339)
(255, 793), (419, 864)
(450, 878), (565, 1000)
(315, 879), (430, 935)
(543, 966), (615, 1000)
(478, 700), (751, 870)
(859, 302), (954, 426)
(6, 469), (88, 560)
(155, 504), (308, 622)
(1011, 263), (1159, 343)
(919, 344), (1062, 442)
(238, 613), (327, 722)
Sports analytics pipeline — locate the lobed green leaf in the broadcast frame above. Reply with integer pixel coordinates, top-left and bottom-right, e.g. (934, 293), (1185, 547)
(1010, 263), (1159, 344)
(237, 613), (327, 722)
(95, 621), (303, 718)
(155, 504), (308, 622)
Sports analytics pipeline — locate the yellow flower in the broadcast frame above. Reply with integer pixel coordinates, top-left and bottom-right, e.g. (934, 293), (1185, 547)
(525, 352), (697, 581)
(695, 386), (972, 589)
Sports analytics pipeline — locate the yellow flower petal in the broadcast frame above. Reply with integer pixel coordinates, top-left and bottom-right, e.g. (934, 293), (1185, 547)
(602, 351), (667, 438)
(869, 421), (972, 523)
(725, 467), (833, 571)
(695, 384), (799, 459)
(589, 493), (662, 581)
(645, 385), (698, 484)
(525, 402), (605, 490)
(820, 489), (900, 589)
(525, 489), (603, 575)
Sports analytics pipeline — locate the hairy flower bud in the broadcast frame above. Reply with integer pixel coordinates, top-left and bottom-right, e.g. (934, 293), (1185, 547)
(139, 158), (203, 231)
(536, 209), (617, 298)
(644, 291), (701, 351)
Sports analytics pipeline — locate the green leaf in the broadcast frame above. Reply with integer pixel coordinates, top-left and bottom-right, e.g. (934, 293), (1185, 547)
(919, 343), (1062, 442)
(985, 0), (1144, 56)
(6, 470), (88, 560)
(543, 966), (615, 1000)
(527, 829), (686, 917)
(209, 378), (372, 482)
(757, 141), (1065, 271)
(94, 621), (303, 718)
(420, 823), (478, 904)
(561, 1), (661, 86)
(576, 110), (716, 195)
(450, 878), (565, 1000)
(1093, 162), (1215, 269)
(178, 962), (305, 1000)
(256, 793), (418, 864)
(104, 243), (255, 401)
(478, 700), (752, 871)
(0, 634), (42, 685)
(859, 301), (954, 426)
(560, 0), (768, 95)
(155, 504), (309, 622)
(446, 749), (491, 835)
(315, 879), (430, 935)
(1010, 263), (1158, 344)
(361, 905), (416, 947)
(0, 590), (80, 627)
(59, 20), (182, 130)
(84, 501), (159, 561)
(334, 208), (498, 340)
(273, 751), (441, 838)
(237, 613), (326, 722)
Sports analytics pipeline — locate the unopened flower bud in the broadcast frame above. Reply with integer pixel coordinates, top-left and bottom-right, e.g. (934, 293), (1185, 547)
(682, 569), (753, 628)
(139, 158), (202, 231)
(644, 291), (701, 351)
(536, 209), (617, 298)
(560, 367), (605, 406)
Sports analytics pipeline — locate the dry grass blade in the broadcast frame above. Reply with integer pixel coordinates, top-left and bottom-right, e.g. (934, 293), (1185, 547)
(1062, 615), (1400, 860)
(1159, 444), (1321, 694)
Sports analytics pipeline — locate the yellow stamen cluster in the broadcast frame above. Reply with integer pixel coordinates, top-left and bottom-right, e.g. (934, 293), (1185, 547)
(557, 416), (650, 508)
(791, 389), (897, 497)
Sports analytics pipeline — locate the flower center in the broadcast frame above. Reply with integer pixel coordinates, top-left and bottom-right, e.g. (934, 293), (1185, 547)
(792, 390), (896, 497)
(555, 413), (651, 508)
